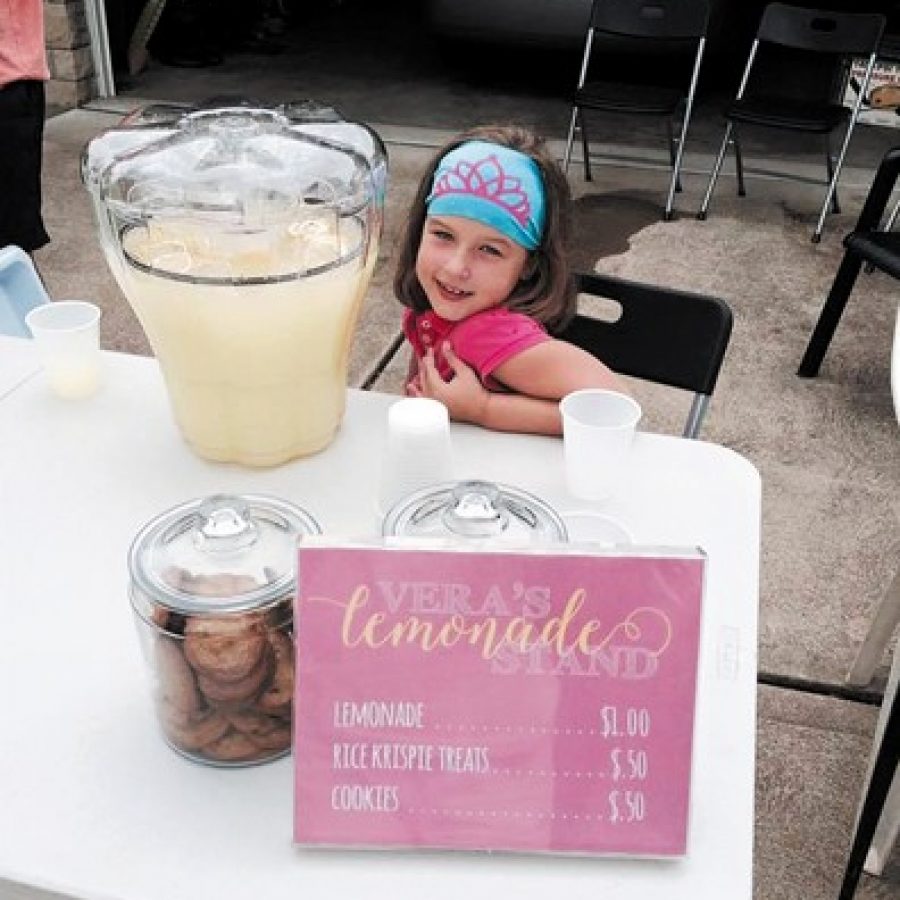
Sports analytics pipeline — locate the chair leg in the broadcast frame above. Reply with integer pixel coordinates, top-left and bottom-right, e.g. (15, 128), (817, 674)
(580, 111), (592, 183)
(683, 395), (709, 439)
(797, 251), (864, 377)
(825, 141), (841, 215)
(665, 118), (682, 193)
(884, 194), (900, 232)
(837, 669), (900, 900)
(813, 122), (857, 243)
(848, 631), (900, 882)
(733, 128), (746, 197)
(865, 761), (900, 876)
(563, 105), (579, 174)
(847, 571), (900, 687)
(697, 123), (734, 221)
(863, 646), (900, 877)
(664, 130), (682, 220)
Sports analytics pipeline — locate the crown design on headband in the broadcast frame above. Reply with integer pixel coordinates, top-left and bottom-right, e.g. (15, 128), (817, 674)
(431, 155), (531, 226)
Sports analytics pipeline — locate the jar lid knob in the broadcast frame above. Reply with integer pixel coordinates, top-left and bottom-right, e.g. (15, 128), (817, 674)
(441, 480), (509, 538)
(193, 495), (259, 553)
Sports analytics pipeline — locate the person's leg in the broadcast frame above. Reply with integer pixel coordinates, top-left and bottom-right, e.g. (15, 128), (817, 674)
(0, 80), (50, 253)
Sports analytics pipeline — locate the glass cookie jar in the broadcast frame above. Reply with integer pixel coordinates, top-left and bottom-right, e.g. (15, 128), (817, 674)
(382, 480), (569, 543)
(129, 494), (320, 766)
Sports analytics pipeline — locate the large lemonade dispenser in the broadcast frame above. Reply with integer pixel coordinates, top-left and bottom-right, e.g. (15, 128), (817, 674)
(83, 104), (383, 466)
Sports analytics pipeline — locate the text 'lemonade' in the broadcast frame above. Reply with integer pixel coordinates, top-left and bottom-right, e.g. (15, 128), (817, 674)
(119, 215), (373, 466)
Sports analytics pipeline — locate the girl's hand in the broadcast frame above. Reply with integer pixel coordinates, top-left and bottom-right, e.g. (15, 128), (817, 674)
(405, 351), (422, 396)
(414, 345), (489, 425)
(405, 373), (423, 396)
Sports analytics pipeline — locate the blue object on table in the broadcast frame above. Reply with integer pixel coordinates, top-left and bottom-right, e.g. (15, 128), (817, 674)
(0, 244), (51, 338)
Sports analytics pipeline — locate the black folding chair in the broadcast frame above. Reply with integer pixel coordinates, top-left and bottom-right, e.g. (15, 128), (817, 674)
(697, 3), (886, 243)
(799, 146), (900, 377)
(562, 0), (710, 221)
(557, 270), (733, 438)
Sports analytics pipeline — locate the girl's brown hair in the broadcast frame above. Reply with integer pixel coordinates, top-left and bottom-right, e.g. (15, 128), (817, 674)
(393, 124), (574, 331)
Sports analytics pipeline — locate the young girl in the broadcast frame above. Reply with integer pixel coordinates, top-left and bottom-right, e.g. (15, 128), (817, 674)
(394, 125), (626, 436)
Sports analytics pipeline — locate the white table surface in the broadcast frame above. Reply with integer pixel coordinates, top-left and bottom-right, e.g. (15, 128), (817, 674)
(0, 334), (39, 399)
(0, 336), (761, 900)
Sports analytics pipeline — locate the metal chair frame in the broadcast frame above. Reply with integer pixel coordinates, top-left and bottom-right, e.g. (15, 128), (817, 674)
(558, 270), (733, 438)
(697, 3), (885, 243)
(799, 146), (900, 377)
(562, 0), (710, 221)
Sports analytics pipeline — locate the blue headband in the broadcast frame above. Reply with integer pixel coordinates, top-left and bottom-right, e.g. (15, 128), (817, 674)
(426, 140), (546, 251)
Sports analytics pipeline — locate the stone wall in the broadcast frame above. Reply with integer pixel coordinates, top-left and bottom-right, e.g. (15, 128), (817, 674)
(44, 0), (94, 109)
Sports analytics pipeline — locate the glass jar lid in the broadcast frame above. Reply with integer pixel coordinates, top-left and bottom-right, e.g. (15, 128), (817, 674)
(129, 493), (320, 615)
(382, 480), (568, 542)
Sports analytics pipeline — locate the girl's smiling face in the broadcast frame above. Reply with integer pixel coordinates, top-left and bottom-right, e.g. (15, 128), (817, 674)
(415, 215), (530, 322)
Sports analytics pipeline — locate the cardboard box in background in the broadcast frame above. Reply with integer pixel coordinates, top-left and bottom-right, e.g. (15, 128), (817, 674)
(844, 58), (900, 128)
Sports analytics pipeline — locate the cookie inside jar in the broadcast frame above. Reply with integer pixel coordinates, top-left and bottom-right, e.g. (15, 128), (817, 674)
(129, 494), (319, 766)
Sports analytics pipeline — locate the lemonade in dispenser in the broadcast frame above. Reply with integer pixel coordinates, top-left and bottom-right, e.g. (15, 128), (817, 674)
(83, 105), (383, 466)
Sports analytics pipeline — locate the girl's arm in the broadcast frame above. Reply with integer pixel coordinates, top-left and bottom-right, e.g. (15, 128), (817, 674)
(493, 338), (627, 401)
(412, 341), (628, 436)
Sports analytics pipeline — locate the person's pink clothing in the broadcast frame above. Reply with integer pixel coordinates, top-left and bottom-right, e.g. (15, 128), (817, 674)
(403, 307), (550, 390)
(0, 0), (49, 87)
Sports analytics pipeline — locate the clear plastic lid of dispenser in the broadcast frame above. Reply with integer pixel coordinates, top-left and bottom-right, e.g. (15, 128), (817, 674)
(82, 105), (376, 281)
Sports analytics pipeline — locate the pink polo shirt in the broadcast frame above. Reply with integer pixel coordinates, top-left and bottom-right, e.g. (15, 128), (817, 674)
(403, 306), (550, 389)
(0, 0), (49, 87)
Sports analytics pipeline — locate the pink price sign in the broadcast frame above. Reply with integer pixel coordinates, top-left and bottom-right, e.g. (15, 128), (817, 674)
(294, 543), (705, 856)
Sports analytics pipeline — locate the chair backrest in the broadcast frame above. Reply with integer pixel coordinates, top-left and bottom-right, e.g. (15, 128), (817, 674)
(0, 245), (50, 338)
(755, 3), (885, 57)
(590, 0), (709, 41)
(557, 271), (733, 437)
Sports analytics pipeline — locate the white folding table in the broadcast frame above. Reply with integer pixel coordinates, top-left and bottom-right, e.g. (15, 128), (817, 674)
(0, 336), (760, 900)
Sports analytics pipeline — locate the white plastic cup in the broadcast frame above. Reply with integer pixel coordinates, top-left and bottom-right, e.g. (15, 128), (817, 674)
(560, 389), (642, 501)
(378, 397), (454, 515)
(25, 301), (102, 399)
